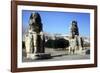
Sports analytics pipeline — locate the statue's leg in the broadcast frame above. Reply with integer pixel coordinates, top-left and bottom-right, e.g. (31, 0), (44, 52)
(26, 45), (30, 58)
(25, 37), (31, 58)
(36, 35), (41, 53)
(33, 34), (37, 54)
(68, 46), (71, 54)
(40, 34), (45, 53)
(72, 45), (75, 54)
(36, 34), (45, 53)
(70, 47), (72, 54)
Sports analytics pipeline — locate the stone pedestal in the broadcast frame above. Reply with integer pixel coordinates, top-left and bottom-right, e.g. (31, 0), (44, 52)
(35, 53), (52, 59)
(25, 53), (52, 60)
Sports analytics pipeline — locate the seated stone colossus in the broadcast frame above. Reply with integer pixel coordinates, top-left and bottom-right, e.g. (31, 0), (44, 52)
(25, 12), (45, 59)
(68, 20), (84, 54)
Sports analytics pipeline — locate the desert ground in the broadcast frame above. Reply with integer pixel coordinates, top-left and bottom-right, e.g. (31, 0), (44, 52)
(22, 48), (90, 62)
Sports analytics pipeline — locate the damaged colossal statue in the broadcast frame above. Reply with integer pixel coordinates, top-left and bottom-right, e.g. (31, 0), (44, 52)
(69, 20), (84, 54)
(25, 12), (45, 59)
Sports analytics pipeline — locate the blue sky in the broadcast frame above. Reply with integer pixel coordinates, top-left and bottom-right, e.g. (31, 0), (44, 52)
(22, 10), (90, 37)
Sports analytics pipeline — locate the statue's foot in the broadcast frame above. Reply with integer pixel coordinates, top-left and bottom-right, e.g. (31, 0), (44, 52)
(30, 54), (37, 59)
(26, 53), (31, 59)
(26, 53), (37, 60)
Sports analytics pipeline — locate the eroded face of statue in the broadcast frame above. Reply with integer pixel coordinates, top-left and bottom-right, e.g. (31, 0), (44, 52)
(29, 12), (43, 33)
(71, 21), (79, 38)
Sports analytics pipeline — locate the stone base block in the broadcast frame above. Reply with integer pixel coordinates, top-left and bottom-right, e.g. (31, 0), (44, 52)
(36, 53), (52, 59)
(26, 53), (52, 60)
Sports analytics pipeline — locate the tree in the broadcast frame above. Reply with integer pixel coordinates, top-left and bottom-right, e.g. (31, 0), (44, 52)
(54, 38), (69, 48)
(45, 38), (69, 49)
(45, 39), (55, 48)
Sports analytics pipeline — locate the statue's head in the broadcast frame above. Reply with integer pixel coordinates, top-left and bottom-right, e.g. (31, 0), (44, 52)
(71, 20), (78, 32)
(29, 12), (42, 33)
(71, 20), (79, 38)
(29, 12), (41, 24)
(72, 21), (77, 25)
